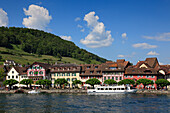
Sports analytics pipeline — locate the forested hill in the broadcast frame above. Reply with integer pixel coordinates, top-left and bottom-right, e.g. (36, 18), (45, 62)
(0, 27), (107, 64)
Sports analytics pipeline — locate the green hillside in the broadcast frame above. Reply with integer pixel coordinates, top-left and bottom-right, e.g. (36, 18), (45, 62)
(0, 27), (106, 65)
(0, 45), (102, 65)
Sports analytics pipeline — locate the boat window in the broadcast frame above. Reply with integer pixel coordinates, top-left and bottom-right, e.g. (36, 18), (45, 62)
(101, 88), (104, 90)
(121, 88), (125, 90)
(117, 88), (120, 90)
(113, 88), (116, 90)
(105, 88), (108, 90)
(97, 88), (100, 90)
(109, 88), (112, 90)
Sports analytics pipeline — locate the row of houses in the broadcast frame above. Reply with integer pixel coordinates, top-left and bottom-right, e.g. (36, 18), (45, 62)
(3, 57), (170, 89)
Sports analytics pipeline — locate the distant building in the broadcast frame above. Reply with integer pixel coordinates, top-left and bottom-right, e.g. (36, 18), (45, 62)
(6, 66), (28, 87)
(102, 59), (131, 83)
(80, 64), (103, 87)
(27, 62), (52, 84)
(50, 64), (80, 88)
(4, 60), (16, 66)
(125, 58), (163, 89)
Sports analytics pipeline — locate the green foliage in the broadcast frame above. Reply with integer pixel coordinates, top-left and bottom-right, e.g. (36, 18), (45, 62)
(85, 78), (101, 88)
(155, 79), (170, 89)
(118, 79), (135, 85)
(3, 79), (18, 89)
(36, 79), (52, 88)
(136, 79), (154, 88)
(0, 68), (5, 80)
(20, 79), (33, 88)
(0, 27), (107, 64)
(104, 79), (117, 85)
(72, 80), (82, 85)
(54, 78), (68, 88)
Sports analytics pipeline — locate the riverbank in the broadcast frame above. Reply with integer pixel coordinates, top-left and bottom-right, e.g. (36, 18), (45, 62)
(0, 89), (170, 94)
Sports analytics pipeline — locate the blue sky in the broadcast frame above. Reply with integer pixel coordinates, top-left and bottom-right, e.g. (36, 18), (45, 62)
(0, 0), (170, 65)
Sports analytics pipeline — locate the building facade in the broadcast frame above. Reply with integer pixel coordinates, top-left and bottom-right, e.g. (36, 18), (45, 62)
(27, 62), (51, 83)
(6, 67), (28, 87)
(102, 59), (131, 83)
(124, 58), (163, 89)
(80, 64), (103, 87)
(50, 64), (80, 88)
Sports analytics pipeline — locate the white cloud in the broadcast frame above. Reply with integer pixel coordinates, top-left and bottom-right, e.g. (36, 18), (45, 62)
(147, 51), (159, 56)
(117, 55), (125, 58)
(0, 8), (8, 27)
(60, 35), (72, 41)
(132, 43), (157, 49)
(75, 17), (81, 21)
(77, 24), (83, 28)
(143, 33), (170, 41)
(22, 4), (52, 30)
(122, 33), (127, 39)
(80, 29), (85, 32)
(80, 11), (114, 48)
(159, 62), (164, 65)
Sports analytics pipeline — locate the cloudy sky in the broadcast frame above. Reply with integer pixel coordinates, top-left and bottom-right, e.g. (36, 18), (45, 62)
(0, 0), (170, 64)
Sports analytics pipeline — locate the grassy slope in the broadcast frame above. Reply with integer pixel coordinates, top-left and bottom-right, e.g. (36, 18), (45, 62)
(0, 45), (101, 65)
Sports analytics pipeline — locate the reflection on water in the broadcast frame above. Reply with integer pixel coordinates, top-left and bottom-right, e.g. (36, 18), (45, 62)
(0, 93), (169, 113)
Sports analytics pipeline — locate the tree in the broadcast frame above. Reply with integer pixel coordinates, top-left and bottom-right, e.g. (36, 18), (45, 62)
(118, 79), (135, 85)
(0, 68), (5, 80)
(155, 79), (170, 89)
(136, 79), (154, 89)
(57, 53), (62, 61)
(85, 78), (101, 89)
(44, 79), (52, 89)
(104, 79), (117, 85)
(54, 78), (68, 88)
(73, 80), (82, 88)
(20, 79), (33, 88)
(36, 80), (45, 88)
(3, 79), (18, 90)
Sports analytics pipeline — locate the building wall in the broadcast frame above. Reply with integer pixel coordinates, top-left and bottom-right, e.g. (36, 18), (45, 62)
(51, 72), (80, 88)
(103, 72), (124, 83)
(27, 64), (48, 83)
(7, 67), (28, 87)
(80, 75), (103, 87)
(124, 75), (157, 89)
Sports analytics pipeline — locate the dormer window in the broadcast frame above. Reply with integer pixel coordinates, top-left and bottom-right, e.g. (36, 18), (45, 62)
(87, 66), (91, 69)
(109, 67), (117, 70)
(95, 66), (98, 69)
(90, 71), (93, 74)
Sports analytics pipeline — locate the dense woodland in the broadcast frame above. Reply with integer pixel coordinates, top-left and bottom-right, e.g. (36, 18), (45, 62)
(0, 27), (107, 63)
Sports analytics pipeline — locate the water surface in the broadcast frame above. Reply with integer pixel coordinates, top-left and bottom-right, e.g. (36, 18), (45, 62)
(0, 93), (169, 113)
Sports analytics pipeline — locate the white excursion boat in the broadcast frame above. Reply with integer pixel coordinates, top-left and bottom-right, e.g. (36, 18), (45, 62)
(87, 85), (137, 94)
(28, 90), (40, 94)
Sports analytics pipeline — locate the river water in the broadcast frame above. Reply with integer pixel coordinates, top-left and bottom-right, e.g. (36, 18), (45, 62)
(0, 93), (169, 113)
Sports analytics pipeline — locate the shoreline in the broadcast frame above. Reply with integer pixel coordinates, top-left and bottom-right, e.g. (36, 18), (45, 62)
(0, 89), (170, 94)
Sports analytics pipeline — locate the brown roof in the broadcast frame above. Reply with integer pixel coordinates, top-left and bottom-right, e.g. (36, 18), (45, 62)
(50, 63), (80, 73)
(125, 58), (160, 75)
(28, 62), (52, 70)
(159, 65), (170, 74)
(14, 67), (27, 75)
(80, 64), (102, 76)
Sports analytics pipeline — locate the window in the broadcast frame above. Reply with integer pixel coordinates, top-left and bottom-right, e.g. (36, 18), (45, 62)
(120, 77), (122, 80)
(68, 73), (70, 76)
(108, 77), (110, 79)
(12, 76), (14, 78)
(125, 75), (128, 78)
(16, 76), (18, 78)
(112, 77), (114, 80)
(74, 73), (76, 76)
(12, 71), (14, 74)
(63, 73), (65, 76)
(104, 77), (106, 80)
(137, 75), (140, 78)
(8, 76), (10, 79)
(36, 67), (39, 69)
(67, 78), (70, 81)
(151, 75), (155, 78)
(90, 71), (93, 74)
(87, 66), (90, 69)
(95, 66), (98, 69)
(34, 71), (38, 75)
(146, 75), (150, 78)
(109, 67), (117, 70)
(141, 75), (143, 77)
(130, 75), (133, 78)
(116, 77), (118, 80)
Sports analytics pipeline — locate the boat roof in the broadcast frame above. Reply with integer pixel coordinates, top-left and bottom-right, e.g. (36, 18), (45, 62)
(95, 85), (125, 88)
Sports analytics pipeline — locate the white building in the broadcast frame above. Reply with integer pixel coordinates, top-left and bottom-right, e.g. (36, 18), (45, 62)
(6, 67), (28, 87)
